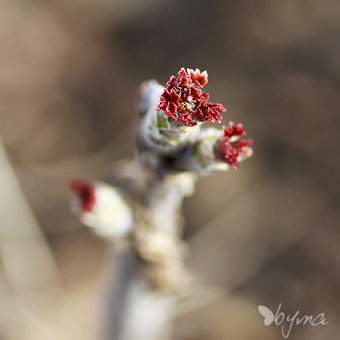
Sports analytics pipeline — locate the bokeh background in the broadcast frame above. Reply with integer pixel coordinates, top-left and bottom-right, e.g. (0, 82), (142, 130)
(0, 0), (339, 339)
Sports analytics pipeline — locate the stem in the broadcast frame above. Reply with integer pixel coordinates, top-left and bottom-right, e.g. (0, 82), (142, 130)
(103, 249), (174, 340)
(101, 162), (194, 340)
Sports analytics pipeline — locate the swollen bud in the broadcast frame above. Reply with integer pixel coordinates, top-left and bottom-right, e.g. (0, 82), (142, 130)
(69, 179), (133, 240)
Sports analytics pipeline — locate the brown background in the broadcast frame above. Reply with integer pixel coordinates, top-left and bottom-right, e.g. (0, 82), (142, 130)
(0, 0), (339, 339)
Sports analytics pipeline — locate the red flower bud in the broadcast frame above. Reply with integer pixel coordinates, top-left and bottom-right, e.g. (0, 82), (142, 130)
(216, 122), (254, 169)
(69, 178), (96, 212)
(156, 68), (226, 126)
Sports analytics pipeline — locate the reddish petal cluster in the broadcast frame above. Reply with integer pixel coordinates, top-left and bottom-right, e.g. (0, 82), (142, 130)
(156, 68), (226, 126)
(69, 178), (96, 212)
(216, 122), (254, 169)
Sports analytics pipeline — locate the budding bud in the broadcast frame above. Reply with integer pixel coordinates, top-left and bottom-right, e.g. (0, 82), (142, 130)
(69, 179), (133, 240)
(138, 80), (200, 153)
(190, 128), (229, 174)
(190, 122), (254, 174)
(216, 122), (254, 169)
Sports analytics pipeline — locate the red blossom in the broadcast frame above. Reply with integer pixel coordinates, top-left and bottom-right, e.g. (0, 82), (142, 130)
(187, 68), (208, 87)
(216, 122), (253, 169)
(158, 88), (180, 119)
(156, 68), (226, 126)
(69, 178), (96, 212)
(178, 112), (196, 127)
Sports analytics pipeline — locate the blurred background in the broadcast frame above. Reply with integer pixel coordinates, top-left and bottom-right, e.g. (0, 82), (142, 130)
(0, 0), (339, 339)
